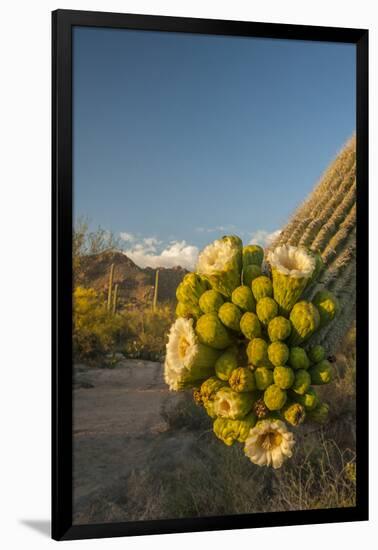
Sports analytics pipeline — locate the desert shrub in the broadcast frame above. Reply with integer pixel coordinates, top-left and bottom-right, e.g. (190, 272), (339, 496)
(120, 305), (175, 361)
(73, 289), (175, 364)
(272, 431), (356, 510)
(161, 392), (211, 431)
(73, 286), (125, 363)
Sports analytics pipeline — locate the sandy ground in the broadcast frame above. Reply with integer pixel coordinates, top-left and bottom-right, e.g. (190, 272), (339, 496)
(73, 359), (195, 524)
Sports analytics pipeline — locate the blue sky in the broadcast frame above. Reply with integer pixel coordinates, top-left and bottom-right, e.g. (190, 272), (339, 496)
(73, 27), (355, 269)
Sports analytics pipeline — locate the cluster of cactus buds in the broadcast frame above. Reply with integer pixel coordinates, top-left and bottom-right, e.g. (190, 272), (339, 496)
(164, 235), (339, 468)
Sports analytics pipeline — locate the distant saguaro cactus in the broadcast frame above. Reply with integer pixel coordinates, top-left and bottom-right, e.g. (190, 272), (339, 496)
(153, 269), (160, 311)
(271, 136), (356, 352)
(112, 283), (119, 315)
(107, 263), (115, 312)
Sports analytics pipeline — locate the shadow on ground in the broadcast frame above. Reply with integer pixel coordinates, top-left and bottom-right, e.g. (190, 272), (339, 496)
(20, 520), (50, 537)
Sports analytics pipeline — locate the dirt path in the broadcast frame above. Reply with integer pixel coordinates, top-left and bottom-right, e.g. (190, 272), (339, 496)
(73, 359), (195, 524)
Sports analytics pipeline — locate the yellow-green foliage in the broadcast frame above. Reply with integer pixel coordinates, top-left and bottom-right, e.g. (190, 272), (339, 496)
(121, 304), (175, 360)
(73, 286), (176, 363)
(73, 286), (125, 362)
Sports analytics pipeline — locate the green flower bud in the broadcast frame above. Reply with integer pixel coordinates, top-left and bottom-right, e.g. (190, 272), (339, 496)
(176, 272), (208, 305)
(176, 300), (202, 319)
(232, 285), (256, 313)
(200, 376), (227, 418)
(306, 402), (329, 423)
(242, 264), (262, 287)
(289, 301), (320, 345)
(215, 348), (238, 381)
(252, 276), (273, 301)
(203, 399), (217, 418)
(213, 413), (257, 446)
(237, 412), (258, 441)
(196, 313), (233, 349)
(256, 297), (279, 326)
(264, 384), (287, 411)
(200, 376), (226, 401)
(254, 366), (274, 390)
(288, 346), (310, 370)
(312, 290), (339, 327)
(247, 338), (270, 367)
(281, 401), (306, 426)
(197, 235), (243, 298)
(218, 302), (242, 332)
(229, 367), (256, 392)
(294, 387), (319, 410)
(273, 366), (295, 389)
(268, 341), (289, 367)
(308, 359), (333, 385)
(240, 312), (261, 340)
(291, 369), (311, 395)
(267, 316), (292, 342)
(308, 344), (326, 364)
(243, 244), (264, 268)
(198, 289), (224, 314)
(214, 387), (255, 419)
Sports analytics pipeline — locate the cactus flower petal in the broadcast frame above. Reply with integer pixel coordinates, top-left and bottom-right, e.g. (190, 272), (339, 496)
(267, 245), (316, 316)
(197, 235), (242, 297)
(244, 419), (295, 469)
(164, 318), (219, 390)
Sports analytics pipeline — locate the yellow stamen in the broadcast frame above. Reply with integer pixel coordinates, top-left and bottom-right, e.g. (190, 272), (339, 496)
(178, 337), (189, 359)
(260, 431), (282, 450)
(219, 399), (231, 413)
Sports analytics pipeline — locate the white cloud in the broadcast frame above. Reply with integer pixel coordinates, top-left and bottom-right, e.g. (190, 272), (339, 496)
(123, 239), (199, 270)
(143, 237), (161, 248)
(119, 232), (135, 242)
(196, 224), (238, 234)
(249, 229), (282, 247)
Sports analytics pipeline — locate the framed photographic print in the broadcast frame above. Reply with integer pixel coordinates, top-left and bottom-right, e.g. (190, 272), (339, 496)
(52, 9), (368, 541)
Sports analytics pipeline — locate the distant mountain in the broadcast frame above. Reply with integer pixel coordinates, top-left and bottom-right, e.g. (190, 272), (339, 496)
(76, 250), (187, 306)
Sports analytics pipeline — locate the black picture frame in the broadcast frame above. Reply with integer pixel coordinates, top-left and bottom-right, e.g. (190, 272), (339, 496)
(52, 9), (369, 541)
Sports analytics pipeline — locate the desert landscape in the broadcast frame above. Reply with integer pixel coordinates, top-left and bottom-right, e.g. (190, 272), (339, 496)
(72, 139), (356, 524)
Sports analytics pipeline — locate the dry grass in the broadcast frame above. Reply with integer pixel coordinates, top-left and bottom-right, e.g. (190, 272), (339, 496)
(81, 424), (355, 523)
(74, 326), (356, 524)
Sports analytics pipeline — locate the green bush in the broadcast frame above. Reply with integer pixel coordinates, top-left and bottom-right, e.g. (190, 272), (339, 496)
(73, 286), (176, 364)
(73, 287), (125, 363)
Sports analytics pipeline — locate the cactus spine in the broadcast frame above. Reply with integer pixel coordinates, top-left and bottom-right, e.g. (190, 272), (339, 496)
(112, 283), (119, 315)
(107, 263), (115, 312)
(153, 269), (160, 311)
(271, 136), (356, 352)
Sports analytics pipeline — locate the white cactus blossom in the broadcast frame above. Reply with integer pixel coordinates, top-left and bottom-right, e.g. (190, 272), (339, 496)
(164, 317), (219, 391)
(166, 317), (198, 373)
(244, 419), (295, 469)
(267, 245), (315, 279)
(197, 238), (236, 276)
(164, 358), (183, 392)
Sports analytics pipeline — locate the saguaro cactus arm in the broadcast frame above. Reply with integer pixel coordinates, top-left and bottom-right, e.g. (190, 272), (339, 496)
(107, 263), (115, 312)
(271, 136), (356, 352)
(112, 283), (119, 315)
(153, 269), (160, 311)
